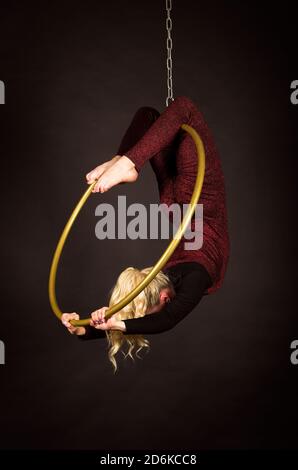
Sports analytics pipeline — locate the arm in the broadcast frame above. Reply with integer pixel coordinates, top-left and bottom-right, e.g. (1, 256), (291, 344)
(77, 307), (120, 341)
(123, 269), (207, 335)
(77, 307), (125, 341)
(124, 96), (197, 172)
(77, 325), (107, 341)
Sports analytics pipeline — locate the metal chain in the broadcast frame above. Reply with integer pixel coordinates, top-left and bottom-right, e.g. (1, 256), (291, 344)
(166, 0), (174, 107)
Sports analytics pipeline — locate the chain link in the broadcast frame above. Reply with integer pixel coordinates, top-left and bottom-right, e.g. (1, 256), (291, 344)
(166, 0), (174, 107)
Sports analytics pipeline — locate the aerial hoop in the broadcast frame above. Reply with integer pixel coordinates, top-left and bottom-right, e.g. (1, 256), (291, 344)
(48, 123), (205, 327)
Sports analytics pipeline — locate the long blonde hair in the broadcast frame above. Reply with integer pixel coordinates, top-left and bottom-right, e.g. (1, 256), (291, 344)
(106, 266), (172, 373)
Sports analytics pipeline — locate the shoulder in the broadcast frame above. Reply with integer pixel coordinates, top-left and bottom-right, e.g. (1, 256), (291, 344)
(166, 261), (206, 277)
(167, 262), (208, 293)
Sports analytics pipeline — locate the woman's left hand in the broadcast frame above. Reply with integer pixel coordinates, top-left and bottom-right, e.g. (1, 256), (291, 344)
(90, 307), (126, 332)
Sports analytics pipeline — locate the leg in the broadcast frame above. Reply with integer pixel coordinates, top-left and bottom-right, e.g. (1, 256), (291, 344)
(149, 147), (176, 206)
(117, 107), (161, 156)
(173, 134), (198, 206)
(87, 107), (160, 189)
(117, 107), (176, 205)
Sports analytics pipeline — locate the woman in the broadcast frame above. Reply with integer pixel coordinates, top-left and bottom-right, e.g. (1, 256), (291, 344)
(63, 266), (175, 372)
(62, 95), (230, 370)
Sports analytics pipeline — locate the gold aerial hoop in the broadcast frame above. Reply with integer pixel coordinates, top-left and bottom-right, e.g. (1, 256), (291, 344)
(48, 123), (205, 327)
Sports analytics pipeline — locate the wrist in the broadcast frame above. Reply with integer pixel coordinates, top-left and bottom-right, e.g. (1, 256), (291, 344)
(112, 320), (126, 332)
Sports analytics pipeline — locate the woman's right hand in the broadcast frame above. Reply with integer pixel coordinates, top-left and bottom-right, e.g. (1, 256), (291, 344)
(90, 307), (126, 332)
(61, 313), (86, 336)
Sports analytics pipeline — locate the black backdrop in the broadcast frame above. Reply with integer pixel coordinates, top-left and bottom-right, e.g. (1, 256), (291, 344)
(0, 0), (297, 451)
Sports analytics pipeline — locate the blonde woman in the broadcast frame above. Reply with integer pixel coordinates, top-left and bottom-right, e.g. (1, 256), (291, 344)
(62, 96), (229, 370)
(62, 262), (210, 372)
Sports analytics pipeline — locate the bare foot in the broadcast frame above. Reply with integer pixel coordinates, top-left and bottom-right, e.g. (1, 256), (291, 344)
(92, 156), (138, 193)
(86, 155), (122, 184)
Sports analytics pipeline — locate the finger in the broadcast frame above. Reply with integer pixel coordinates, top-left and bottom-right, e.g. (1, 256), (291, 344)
(71, 313), (80, 320)
(90, 313), (99, 326)
(91, 311), (97, 322)
(67, 313), (78, 325)
(102, 306), (109, 316)
(68, 314), (77, 320)
(99, 312), (106, 322)
(61, 313), (70, 320)
(91, 311), (100, 322)
(62, 314), (70, 326)
(94, 310), (104, 323)
(62, 313), (78, 327)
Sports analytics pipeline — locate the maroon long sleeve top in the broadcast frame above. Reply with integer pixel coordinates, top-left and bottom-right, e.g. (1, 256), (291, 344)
(124, 96), (230, 295)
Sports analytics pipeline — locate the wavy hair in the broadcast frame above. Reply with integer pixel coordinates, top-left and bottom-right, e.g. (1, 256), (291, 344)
(105, 267), (173, 373)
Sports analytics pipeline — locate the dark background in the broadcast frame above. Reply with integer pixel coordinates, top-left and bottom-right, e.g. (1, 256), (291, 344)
(0, 0), (297, 450)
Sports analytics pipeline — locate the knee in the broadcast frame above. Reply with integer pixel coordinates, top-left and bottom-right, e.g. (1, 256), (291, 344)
(134, 106), (160, 123)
